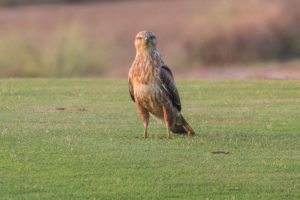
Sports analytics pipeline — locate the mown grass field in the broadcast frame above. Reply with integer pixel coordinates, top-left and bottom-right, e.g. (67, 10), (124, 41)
(0, 79), (299, 199)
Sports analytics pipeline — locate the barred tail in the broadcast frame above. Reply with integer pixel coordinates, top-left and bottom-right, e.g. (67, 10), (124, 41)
(171, 114), (195, 135)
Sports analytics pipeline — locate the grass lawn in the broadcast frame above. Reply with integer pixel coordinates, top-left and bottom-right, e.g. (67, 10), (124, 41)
(0, 79), (299, 199)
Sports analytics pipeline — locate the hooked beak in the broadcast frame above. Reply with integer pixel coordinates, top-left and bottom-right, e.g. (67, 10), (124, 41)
(144, 37), (150, 46)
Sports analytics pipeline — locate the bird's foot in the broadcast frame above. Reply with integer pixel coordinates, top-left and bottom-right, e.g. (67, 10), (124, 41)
(187, 131), (195, 136)
(142, 135), (147, 139)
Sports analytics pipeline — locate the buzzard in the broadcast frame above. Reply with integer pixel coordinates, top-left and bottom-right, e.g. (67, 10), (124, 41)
(128, 30), (195, 139)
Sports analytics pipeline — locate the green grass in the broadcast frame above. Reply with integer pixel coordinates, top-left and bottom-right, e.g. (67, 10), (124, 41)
(0, 79), (299, 199)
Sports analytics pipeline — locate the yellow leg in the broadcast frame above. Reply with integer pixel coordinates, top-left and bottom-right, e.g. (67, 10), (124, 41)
(142, 126), (148, 138)
(163, 105), (171, 139)
(137, 104), (149, 139)
(166, 126), (170, 139)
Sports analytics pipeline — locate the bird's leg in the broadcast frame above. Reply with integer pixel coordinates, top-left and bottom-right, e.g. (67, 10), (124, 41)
(163, 105), (171, 139)
(142, 119), (149, 139)
(137, 105), (149, 138)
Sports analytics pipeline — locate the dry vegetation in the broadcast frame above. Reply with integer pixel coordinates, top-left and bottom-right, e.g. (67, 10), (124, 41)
(0, 0), (299, 77)
(0, 24), (106, 77)
(0, 0), (87, 6)
(187, 0), (300, 65)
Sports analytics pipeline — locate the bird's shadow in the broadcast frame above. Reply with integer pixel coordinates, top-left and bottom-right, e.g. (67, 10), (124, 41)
(134, 133), (196, 140)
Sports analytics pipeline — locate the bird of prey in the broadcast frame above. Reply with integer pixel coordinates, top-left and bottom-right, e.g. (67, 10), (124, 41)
(128, 30), (195, 139)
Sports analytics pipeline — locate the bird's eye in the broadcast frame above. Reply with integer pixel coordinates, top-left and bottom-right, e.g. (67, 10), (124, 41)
(137, 37), (142, 40)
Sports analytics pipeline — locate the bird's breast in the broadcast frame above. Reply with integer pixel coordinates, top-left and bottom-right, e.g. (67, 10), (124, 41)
(134, 81), (164, 112)
(134, 81), (162, 99)
(130, 49), (166, 113)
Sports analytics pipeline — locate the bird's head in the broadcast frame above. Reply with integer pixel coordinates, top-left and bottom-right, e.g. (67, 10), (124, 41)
(134, 30), (157, 52)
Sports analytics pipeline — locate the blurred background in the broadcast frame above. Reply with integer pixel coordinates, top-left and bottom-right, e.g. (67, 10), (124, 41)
(0, 0), (300, 79)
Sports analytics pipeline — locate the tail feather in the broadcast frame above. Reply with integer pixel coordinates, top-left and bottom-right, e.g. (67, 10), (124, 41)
(171, 114), (195, 135)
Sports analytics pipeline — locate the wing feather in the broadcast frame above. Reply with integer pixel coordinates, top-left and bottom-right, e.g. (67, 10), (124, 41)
(159, 65), (181, 111)
(128, 77), (135, 102)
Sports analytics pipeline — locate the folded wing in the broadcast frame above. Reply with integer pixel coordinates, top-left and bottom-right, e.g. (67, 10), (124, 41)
(159, 65), (181, 111)
(128, 77), (135, 102)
